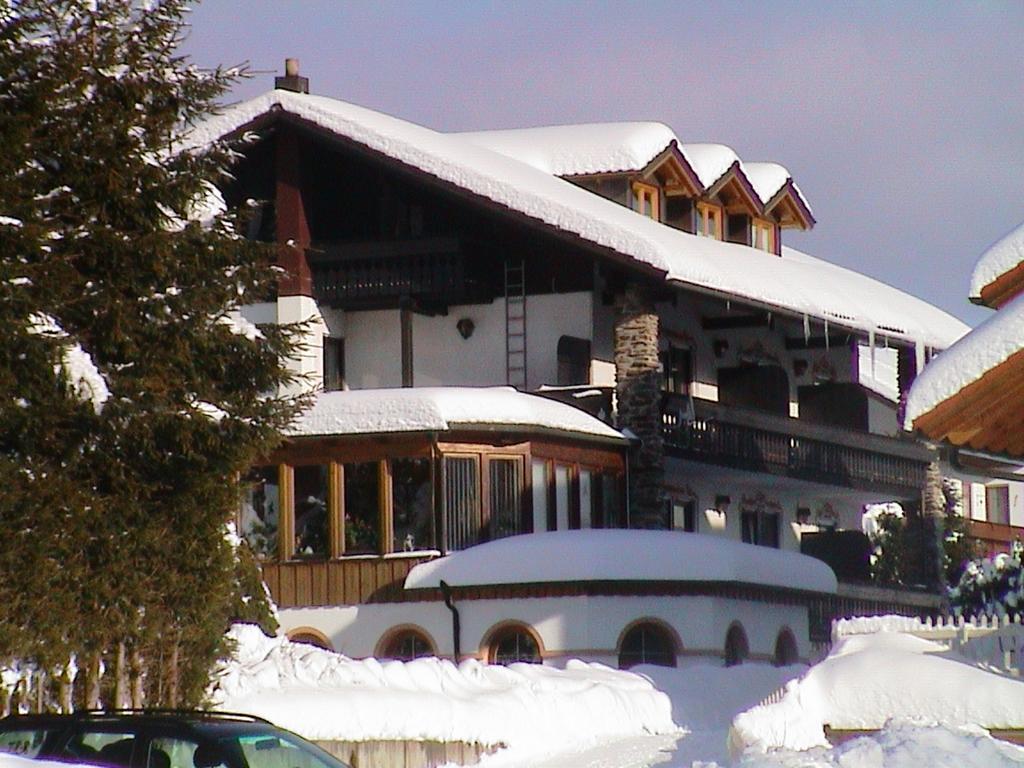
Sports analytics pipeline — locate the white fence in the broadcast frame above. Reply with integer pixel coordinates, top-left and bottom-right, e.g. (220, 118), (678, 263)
(833, 614), (1024, 676)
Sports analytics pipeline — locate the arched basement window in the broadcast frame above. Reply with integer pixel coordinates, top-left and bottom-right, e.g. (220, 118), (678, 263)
(724, 622), (749, 667)
(379, 627), (436, 661)
(774, 628), (799, 666)
(618, 621), (677, 669)
(287, 629), (332, 651)
(486, 623), (542, 665)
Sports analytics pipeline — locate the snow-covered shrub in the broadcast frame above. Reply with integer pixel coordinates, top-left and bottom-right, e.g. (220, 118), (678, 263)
(949, 540), (1024, 619)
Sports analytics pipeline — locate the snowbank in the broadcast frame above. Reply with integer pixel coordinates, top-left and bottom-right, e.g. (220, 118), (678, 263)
(730, 631), (1024, 753)
(286, 386), (626, 441)
(211, 624), (677, 751)
(733, 722), (1024, 767)
(405, 529), (838, 593)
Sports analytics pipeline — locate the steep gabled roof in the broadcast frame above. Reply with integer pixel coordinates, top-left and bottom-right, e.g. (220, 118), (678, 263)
(745, 162), (815, 228)
(190, 90), (967, 350)
(970, 220), (1024, 307)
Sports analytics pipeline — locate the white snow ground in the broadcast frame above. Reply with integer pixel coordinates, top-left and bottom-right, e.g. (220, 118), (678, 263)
(206, 624), (1024, 767)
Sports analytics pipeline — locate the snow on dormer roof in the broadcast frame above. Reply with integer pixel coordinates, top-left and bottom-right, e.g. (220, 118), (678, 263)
(456, 121), (679, 176)
(286, 387), (627, 442)
(190, 90), (966, 350)
(743, 161), (791, 205)
(678, 143), (740, 189)
(969, 219), (1024, 303)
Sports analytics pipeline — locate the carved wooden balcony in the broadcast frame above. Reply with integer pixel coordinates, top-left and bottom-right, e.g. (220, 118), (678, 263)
(661, 394), (932, 494)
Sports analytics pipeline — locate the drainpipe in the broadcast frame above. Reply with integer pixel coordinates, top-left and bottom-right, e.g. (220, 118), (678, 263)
(439, 580), (461, 662)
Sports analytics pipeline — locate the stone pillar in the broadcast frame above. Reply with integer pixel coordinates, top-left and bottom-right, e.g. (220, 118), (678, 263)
(614, 284), (664, 527)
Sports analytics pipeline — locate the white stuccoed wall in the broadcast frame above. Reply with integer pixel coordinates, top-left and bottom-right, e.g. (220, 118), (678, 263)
(275, 295), (328, 395)
(278, 593), (810, 666)
(342, 292), (594, 390)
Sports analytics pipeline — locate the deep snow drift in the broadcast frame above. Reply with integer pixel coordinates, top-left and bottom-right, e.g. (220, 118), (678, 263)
(210, 624), (677, 752)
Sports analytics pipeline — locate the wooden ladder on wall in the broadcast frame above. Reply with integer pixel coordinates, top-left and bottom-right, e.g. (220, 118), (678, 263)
(505, 259), (527, 389)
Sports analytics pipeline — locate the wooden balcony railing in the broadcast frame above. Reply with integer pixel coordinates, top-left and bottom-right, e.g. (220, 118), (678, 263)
(966, 519), (1024, 557)
(309, 237), (475, 307)
(260, 553), (437, 608)
(662, 394), (932, 494)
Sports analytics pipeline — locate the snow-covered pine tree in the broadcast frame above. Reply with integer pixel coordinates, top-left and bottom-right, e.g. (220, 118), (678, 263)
(0, 0), (303, 706)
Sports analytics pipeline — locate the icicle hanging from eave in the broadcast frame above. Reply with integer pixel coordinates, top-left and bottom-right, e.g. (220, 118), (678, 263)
(869, 328), (876, 379)
(915, 339), (926, 374)
(803, 314), (810, 343)
(824, 319), (829, 350)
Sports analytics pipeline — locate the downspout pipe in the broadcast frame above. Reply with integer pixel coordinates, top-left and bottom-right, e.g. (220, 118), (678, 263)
(439, 579), (461, 662)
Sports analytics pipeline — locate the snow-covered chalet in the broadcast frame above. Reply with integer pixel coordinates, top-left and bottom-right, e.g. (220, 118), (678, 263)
(199, 62), (976, 668)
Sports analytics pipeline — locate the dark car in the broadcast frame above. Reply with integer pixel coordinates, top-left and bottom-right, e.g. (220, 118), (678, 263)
(0, 711), (350, 768)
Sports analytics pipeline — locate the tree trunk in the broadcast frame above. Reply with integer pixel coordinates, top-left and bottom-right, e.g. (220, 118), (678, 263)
(85, 652), (102, 709)
(130, 647), (145, 708)
(614, 284), (664, 527)
(923, 460), (946, 592)
(167, 641), (180, 708)
(113, 642), (129, 709)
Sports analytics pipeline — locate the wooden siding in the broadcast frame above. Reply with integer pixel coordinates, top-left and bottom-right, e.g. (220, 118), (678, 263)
(966, 519), (1024, 557)
(261, 555), (437, 607)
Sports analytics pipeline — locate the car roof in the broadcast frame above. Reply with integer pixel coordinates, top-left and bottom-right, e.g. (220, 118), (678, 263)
(0, 711), (272, 730)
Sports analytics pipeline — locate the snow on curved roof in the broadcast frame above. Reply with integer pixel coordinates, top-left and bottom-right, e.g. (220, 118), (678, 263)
(456, 121), (678, 176)
(743, 162), (791, 204)
(679, 143), (740, 188)
(905, 289), (1024, 426)
(286, 387), (626, 441)
(191, 90), (965, 350)
(969, 220), (1024, 299)
(405, 529), (838, 594)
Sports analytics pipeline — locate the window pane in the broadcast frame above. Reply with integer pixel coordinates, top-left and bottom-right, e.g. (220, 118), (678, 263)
(579, 470), (593, 529)
(323, 337), (345, 391)
(618, 624), (676, 669)
(492, 629), (540, 665)
(61, 732), (136, 767)
(148, 738), (207, 768)
(241, 466), (279, 558)
(532, 460), (549, 533)
(294, 465), (329, 558)
(490, 458), (524, 539)
(0, 729), (53, 758)
(344, 462), (380, 554)
(444, 456), (480, 551)
(555, 465), (570, 530)
(673, 500), (696, 533)
(392, 458), (433, 552)
(231, 733), (339, 768)
(600, 473), (622, 528)
(383, 631), (433, 661)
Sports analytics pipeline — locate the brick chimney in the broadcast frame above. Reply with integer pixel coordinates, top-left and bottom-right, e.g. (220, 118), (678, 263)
(275, 58), (309, 94)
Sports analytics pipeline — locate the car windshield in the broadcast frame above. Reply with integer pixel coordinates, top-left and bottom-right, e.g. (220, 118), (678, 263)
(216, 731), (349, 768)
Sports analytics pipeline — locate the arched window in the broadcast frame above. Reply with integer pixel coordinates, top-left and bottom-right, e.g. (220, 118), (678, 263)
(379, 627), (436, 661)
(618, 621), (677, 669)
(774, 628), (799, 666)
(287, 628), (332, 651)
(724, 622), (749, 667)
(486, 623), (542, 665)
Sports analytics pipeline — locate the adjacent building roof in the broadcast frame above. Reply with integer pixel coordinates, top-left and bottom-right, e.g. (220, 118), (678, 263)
(191, 90), (967, 350)
(405, 529), (838, 594)
(286, 387), (627, 442)
(969, 220), (1024, 306)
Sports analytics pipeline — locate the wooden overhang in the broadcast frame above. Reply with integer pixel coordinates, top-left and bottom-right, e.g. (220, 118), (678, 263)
(219, 106), (671, 290)
(976, 260), (1024, 309)
(636, 140), (702, 198)
(912, 347), (1024, 457)
(763, 179), (816, 230)
(703, 161), (763, 216)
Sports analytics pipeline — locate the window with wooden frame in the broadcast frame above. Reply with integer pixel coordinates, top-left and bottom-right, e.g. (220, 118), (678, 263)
(488, 456), (525, 540)
(343, 460), (383, 555)
(751, 219), (775, 253)
(443, 454), (481, 552)
(696, 202), (723, 240)
(240, 466), (280, 559)
(391, 457), (433, 552)
(660, 344), (692, 395)
(293, 464), (330, 558)
(632, 182), (660, 220)
(987, 485), (1011, 526)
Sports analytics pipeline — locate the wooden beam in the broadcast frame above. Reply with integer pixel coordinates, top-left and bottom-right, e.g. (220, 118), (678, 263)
(702, 312), (773, 330)
(274, 128), (313, 296)
(400, 307), (414, 387)
(979, 260), (1024, 309)
(279, 464), (295, 560)
(328, 462), (343, 559)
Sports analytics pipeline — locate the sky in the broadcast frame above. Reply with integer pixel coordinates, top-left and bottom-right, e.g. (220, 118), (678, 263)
(180, 1), (1024, 328)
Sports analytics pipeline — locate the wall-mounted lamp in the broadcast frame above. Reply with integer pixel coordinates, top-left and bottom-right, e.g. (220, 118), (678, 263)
(793, 359), (808, 377)
(713, 339), (729, 358)
(714, 494), (731, 512)
(456, 317), (475, 340)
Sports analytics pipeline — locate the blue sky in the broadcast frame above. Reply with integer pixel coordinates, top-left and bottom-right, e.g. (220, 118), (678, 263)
(181, 1), (1024, 327)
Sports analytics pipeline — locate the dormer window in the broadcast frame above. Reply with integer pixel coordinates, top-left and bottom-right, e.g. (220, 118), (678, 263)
(752, 219), (775, 253)
(632, 182), (659, 220)
(696, 203), (723, 240)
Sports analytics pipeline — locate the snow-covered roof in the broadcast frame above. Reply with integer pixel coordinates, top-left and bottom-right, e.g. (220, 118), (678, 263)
(743, 162), (791, 205)
(457, 121), (678, 176)
(404, 529), (838, 594)
(970, 219), (1024, 300)
(680, 143), (740, 189)
(286, 387), (626, 441)
(191, 90), (966, 350)
(905, 289), (1024, 426)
